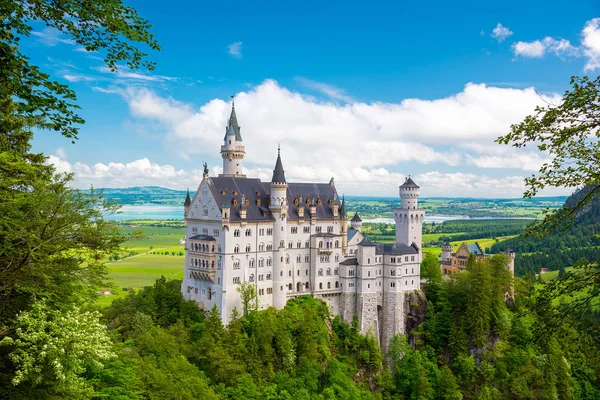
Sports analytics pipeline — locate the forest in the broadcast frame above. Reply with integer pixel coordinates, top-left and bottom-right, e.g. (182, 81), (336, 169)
(491, 185), (600, 276)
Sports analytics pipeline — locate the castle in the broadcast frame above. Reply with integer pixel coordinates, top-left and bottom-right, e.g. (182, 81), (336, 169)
(181, 102), (423, 349)
(440, 241), (515, 276)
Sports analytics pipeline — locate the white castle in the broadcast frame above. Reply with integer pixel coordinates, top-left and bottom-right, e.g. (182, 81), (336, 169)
(181, 102), (424, 349)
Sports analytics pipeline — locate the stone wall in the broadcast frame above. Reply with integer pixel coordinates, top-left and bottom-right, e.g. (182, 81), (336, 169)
(339, 292), (357, 323)
(381, 291), (405, 352)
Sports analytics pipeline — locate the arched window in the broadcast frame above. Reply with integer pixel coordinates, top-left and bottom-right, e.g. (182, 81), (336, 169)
(326, 268), (332, 275)
(297, 241), (301, 248)
(246, 229), (252, 236)
(218, 245), (222, 252)
(234, 229), (240, 237)
(334, 268), (339, 275)
(211, 261), (215, 268)
(318, 241), (323, 248)
(194, 259), (198, 266)
(234, 245), (240, 253)
(245, 244), (251, 252)
(280, 240), (285, 248)
(297, 255), (301, 263)
(318, 268), (323, 276)
(319, 282), (323, 289)
(286, 256), (290, 264)
(288, 283), (293, 290)
(335, 240), (339, 248)
(327, 282), (331, 289)
(249, 259), (255, 268)
(288, 241), (293, 249)
(267, 258), (272, 266)
(335, 255), (339, 262)
(305, 241), (310, 248)
(211, 244), (215, 252)
(266, 273), (271, 280)
(249, 274), (255, 282)
(335, 281), (339, 288)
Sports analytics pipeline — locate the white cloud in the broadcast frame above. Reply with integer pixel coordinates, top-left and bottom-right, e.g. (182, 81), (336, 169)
(582, 18), (600, 71)
(228, 41), (243, 59)
(63, 74), (96, 82)
(513, 37), (578, 59)
(94, 66), (179, 83)
(32, 28), (75, 46)
(295, 77), (354, 102)
(491, 23), (513, 42)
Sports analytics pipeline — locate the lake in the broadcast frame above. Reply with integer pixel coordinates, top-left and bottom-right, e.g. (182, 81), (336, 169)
(108, 205), (467, 223)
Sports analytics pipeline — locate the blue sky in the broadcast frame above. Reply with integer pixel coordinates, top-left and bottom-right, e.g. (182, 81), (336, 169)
(26, 0), (600, 197)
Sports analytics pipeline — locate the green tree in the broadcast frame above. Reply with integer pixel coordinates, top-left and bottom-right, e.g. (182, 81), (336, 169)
(237, 281), (259, 316)
(421, 251), (443, 283)
(0, 302), (115, 397)
(497, 76), (600, 236)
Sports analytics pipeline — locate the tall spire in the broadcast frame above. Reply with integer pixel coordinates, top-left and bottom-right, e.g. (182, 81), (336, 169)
(340, 195), (347, 218)
(184, 189), (191, 207)
(226, 95), (242, 141)
(271, 145), (286, 183)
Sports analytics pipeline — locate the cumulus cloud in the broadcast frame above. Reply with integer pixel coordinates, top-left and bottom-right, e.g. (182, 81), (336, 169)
(47, 155), (561, 197)
(582, 18), (600, 71)
(491, 23), (513, 42)
(118, 80), (558, 174)
(228, 42), (243, 59)
(513, 37), (578, 59)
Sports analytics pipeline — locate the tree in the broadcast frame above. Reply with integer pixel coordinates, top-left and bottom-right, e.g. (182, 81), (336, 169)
(497, 76), (600, 236)
(421, 251), (442, 283)
(237, 281), (259, 316)
(0, 302), (115, 397)
(558, 264), (566, 279)
(1, 0), (160, 142)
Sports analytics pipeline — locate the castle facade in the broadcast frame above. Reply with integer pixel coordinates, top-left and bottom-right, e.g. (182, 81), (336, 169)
(181, 103), (423, 348)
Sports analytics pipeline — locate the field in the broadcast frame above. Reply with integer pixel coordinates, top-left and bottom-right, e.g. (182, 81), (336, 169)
(96, 226), (186, 306)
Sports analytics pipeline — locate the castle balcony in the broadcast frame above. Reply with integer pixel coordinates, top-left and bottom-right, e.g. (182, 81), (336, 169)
(189, 266), (216, 282)
(318, 249), (333, 255)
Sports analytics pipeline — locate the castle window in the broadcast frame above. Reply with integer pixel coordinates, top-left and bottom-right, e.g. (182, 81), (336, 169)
(391, 282), (395, 288)
(335, 240), (339, 248)
(318, 268), (323, 276)
(233, 277), (240, 284)
(391, 257), (396, 263)
(249, 259), (255, 267)
(305, 241), (310, 248)
(203, 207), (208, 216)
(368, 284), (370, 288)
(368, 258), (370, 264)
(297, 255), (301, 263)
(232, 199), (238, 206)
(286, 256), (290, 264)
(214, 229), (219, 237)
(267, 273), (271, 280)
(327, 226), (333, 233)
(245, 229), (252, 236)
(233, 190), (238, 195)
(317, 199), (322, 205)
(294, 198), (299, 206)
(218, 245), (222, 252)
(305, 255), (309, 262)
(368, 271), (371, 277)
(327, 282), (331, 289)
(391, 269), (395, 276)
(306, 198), (311, 205)
(405, 256), (408, 262)
(349, 282), (355, 288)
(233, 261), (240, 269)
(318, 241), (323, 248)
(303, 227), (310, 234)
(412, 268), (414, 274)
(245, 198), (249, 206)
(335, 255), (339, 262)
(288, 241), (293, 249)
(259, 258), (264, 267)
(319, 283), (323, 289)
(234, 229), (240, 237)
(288, 270), (291, 276)
(280, 240), (285, 248)
(266, 244), (273, 251)
(316, 226), (322, 233)
(326, 268), (332, 276)
(297, 270), (300, 276)
(249, 274), (255, 282)
(411, 256), (415, 261)
(291, 227), (298, 234)
(267, 258), (272, 266)
(335, 281), (339, 288)
(334, 267), (339, 275)
(234, 245), (239, 253)
(211, 261), (215, 268)
(297, 241), (301, 248)
(257, 199), (261, 206)
(328, 199), (333, 205)
(267, 228), (273, 235)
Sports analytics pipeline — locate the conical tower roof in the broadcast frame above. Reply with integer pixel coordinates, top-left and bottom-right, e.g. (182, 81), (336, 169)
(340, 196), (347, 218)
(358, 235), (376, 246)
(351, 212), (362, 222)
(400, 177), (419, 189)
(184, 189), (191, 207)
(271, 146), (286, 183)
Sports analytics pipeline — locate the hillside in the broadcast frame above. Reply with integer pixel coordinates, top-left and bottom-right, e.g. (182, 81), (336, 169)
(88, 186), (187, 205)
(492, 184), (600, 276)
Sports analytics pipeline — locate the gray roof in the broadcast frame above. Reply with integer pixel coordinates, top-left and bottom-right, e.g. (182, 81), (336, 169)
(358, 236), (376, 246)
(375, 243), (419, 256)
(205, 177), (341, 222)
(340, 196), (347, 217)
(400, 177), (419, 189)
(208, 177), (274, 222)
(340, 257), (358, 265)
(184, 189), (191, 207)
(189, 234), (216, 241)
(347, 228), (359, 241)
(285, 182), (341, 221)
(271, 149), (286, 183)
(468, 243), (484, 256)
(351, 213), (362, 222)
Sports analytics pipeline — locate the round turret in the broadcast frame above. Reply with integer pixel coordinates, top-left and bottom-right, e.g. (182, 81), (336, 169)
(351, 213), (362, 231)
(399, 177), (420, 210)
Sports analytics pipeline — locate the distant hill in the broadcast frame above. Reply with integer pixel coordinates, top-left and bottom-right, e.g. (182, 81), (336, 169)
(492, 185), (600, 276)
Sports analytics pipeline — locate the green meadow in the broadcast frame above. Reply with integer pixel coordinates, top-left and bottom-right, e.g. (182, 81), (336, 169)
(96, 226), (186, 306)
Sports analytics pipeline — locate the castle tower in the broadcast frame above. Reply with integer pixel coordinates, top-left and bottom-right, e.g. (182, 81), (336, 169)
(394, 177), (424, 247)
(220, 100), (246, 177)
(351, 213), (362, 231)
(340, 196), (348, 256)
(270, 146), (288, 309)
(441, 241), (453, 263)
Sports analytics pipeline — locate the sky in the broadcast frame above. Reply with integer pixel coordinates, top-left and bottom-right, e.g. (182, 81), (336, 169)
(25, 0), (600, 197)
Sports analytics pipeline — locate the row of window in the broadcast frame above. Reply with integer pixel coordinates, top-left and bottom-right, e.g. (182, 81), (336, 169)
(249, 273), (272, 282)
(191, 259), (215, 269)
(191, 243), (215, 252)
(191, 227), (219, 237)
(317, 267), (339, 276)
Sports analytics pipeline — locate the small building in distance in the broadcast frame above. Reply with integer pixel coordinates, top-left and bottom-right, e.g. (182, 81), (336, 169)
(440, 242), (487, 275)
